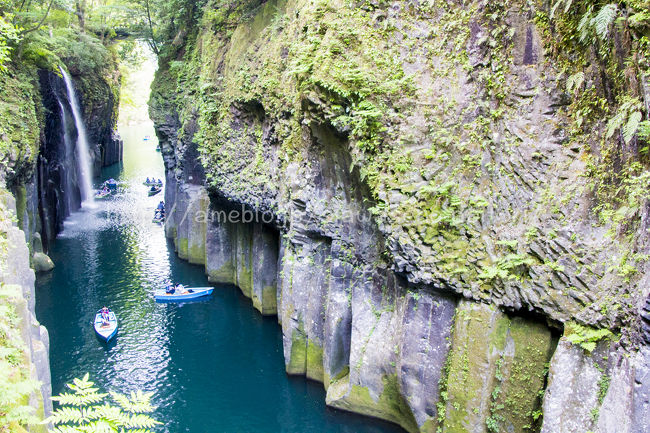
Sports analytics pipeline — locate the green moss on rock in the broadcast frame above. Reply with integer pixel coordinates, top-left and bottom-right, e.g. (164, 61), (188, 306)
(439, 302), (554, 433)
(327, 374), (419, 433)
(287, 329), (307, 375)
(177, 237), (189, 260)
(207, 260), (236, 284)
(306, 340), (324, 382)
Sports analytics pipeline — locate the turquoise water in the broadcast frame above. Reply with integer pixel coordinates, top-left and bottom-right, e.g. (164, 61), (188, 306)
(34, 122), (403, 432)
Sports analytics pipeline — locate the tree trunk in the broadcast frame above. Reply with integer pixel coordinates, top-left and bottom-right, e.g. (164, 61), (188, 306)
(75, 0), (86, 31)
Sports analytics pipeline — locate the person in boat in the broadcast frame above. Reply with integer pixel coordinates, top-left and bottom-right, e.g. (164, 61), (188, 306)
(157, 201), (165, 211)
(157, 179), (162, 184)
(146, 177), (150, 183)
(165, 281), (175, 294)
(100, 306), (110, 321)
(150, 185), (158, 192)
(176, 284), (187, 294)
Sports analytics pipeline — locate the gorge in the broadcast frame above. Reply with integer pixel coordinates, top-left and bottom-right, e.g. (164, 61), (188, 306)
(0, 0), (649, 432)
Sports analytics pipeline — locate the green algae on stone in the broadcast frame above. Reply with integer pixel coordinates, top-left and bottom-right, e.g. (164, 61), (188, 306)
(327, 374), (419, 433)
(489, 317), (554, 433)
(207, 259), (236, 284)
(177, 237), (189, 260)
(439, 302), (554, 433)
(287, 328), (308, 375)
(306, 340), (324, 382)
(253, 284), (278, 315)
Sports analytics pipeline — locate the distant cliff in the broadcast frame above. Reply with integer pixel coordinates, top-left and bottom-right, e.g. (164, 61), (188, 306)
(151, 0), (650, 431)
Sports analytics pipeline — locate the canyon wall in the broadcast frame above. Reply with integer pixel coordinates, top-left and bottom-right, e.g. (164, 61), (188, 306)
(3, 30), (122, 252)
(0, 29), (122, 430)
(151, 0), (650, 431)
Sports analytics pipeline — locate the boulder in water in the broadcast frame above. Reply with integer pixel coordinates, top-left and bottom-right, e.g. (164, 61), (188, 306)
(33, 252), (54, 272)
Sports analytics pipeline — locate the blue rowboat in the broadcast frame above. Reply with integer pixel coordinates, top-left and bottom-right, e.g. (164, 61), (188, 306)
(94, 310), (118, 342)
(154, 286), (214, 302)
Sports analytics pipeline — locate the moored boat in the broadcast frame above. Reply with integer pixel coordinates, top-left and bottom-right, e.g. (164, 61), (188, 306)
(154, 286), (214, 302)
(93, 309), (118, 342)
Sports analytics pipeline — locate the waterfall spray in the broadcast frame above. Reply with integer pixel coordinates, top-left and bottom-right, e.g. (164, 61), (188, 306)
(60, 67), (94, 204)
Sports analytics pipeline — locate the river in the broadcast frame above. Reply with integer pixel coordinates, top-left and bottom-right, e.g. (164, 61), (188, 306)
(34, 52), (403, 433)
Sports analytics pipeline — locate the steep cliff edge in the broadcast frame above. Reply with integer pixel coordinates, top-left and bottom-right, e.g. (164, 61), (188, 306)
(151, 0), (650, 431)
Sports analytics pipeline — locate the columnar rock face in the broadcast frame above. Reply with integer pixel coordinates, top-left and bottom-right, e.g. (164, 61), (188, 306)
(0, 190), (52, 431)
(150, 0), (650, 431)
(542, 339), (650, 433)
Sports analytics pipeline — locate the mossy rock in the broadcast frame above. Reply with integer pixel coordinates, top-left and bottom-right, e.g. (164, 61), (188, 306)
(327, 374), (419, 433)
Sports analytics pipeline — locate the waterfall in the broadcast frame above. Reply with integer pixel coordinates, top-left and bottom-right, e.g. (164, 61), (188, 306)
(60, 67), (94, 204)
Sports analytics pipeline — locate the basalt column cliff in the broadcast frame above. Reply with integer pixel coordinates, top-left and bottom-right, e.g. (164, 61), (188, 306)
(150, 1), (650, 432)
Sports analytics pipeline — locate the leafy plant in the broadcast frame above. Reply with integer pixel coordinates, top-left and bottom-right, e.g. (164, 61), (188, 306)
(593, 4), (618, 40)
(0, 287), (41, 432)
(605, 97), (644, 145)
(564, 322), (614, 352)
(45, 374), (161, 433)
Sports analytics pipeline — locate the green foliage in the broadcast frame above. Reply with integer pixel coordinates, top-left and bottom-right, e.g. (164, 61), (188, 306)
(0, 14), (21, 74)
(564, 322), (614, 352)
(566, 71), (585, 95)
(605, 97), (644, 145)
(46, 374), (161, 433)
(0, 289), (41, 432)
(478, 254), (535, 281)
(593, 4), (618, 40)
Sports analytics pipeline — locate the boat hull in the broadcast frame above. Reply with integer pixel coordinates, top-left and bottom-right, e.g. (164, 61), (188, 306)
(94, 312), (118, 342)
(154, 287), (214, 302)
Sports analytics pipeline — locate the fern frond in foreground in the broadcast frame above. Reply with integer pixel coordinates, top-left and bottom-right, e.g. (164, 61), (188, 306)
(45, 374), (162, 433)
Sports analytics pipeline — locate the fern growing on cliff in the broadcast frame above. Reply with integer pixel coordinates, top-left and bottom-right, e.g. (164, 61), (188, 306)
(593, 4), (618, 40)
(45, 374), (161, 433)
(605, 97), (644, 144)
